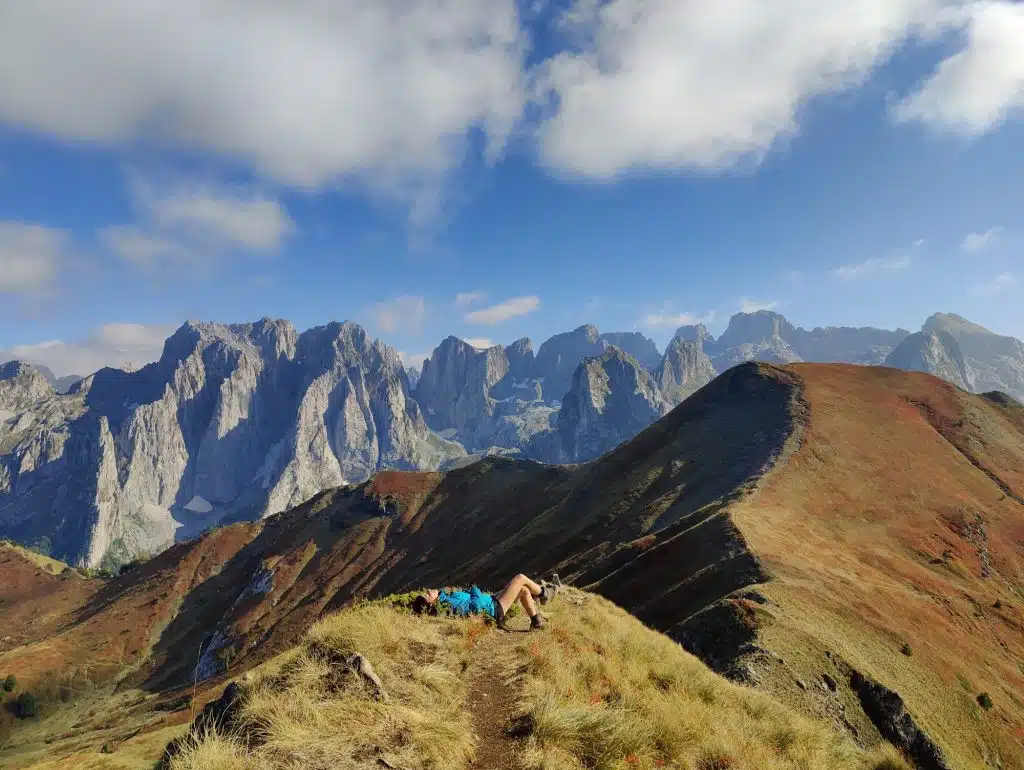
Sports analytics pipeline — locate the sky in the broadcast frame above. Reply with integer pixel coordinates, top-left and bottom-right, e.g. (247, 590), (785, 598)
(0, 0), (1022, 376)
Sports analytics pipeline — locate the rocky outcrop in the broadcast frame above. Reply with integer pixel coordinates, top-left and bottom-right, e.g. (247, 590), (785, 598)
(527, 347), (669, 463)
(655, 338), (717, 406)
(885, 331), (972, 391)
(0, 362), (54, 413)
(533, 325), (607, 402)
(601, 333), (661, 371)
(504, 338), (535, 383)
(0, 319), (463, 567)
(924, 313), (1024, 400)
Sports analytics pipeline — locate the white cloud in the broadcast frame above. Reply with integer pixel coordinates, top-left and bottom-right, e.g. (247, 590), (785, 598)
(971, 272), (1017, 297)
(739, 298), (780, 314)
(642, 310), (715, 329)
(536, 0), (964, 177)
(833, 252), (913, 280)
(464, 296), (540, 324)
(369, 296), (428, 334)
(0, 322), (175, 376)
(961, 226), (1003, 253)
(893, 1), (1024, 134)
(98, 225), (193, 268)
(0, 1), (525, 215)
(133, 176), (295, 251)
(462, 337), (495, 349)
(455, 291), (486, 307)
(0, 222), (69, 295)
(101, 175), (295, 269)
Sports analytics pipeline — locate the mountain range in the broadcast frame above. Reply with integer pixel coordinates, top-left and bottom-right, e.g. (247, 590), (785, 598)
(2, 310), (1023, 569)
(2, 361), (1021, 768)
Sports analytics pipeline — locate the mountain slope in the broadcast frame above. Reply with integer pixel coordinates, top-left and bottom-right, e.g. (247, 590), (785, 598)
(924, 313), (1024, 400)
(2, 364), (1022, 768)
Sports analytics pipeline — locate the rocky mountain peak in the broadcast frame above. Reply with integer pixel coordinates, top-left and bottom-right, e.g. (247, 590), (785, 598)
(504, 337), (535, 382)
(0, 361), (55, 412)
(885, 330), (972, 391)
(673, 323), (715, 348)
(600, 332), (661, 370)
(534, 325), (608, 401)
(717, 311), (795, 348)
(656, 337), (717, 406)
(527, 346), (669, 463)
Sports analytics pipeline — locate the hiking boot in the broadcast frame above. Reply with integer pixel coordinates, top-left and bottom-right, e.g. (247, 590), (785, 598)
(530, 614), (546, 631)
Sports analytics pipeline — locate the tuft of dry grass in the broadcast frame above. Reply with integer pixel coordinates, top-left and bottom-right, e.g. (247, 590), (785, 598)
(512, 591), (912, 770)
(170, 602), (476, 770)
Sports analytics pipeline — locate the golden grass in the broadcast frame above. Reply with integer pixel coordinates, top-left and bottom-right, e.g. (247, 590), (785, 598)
(512, 591), (911, 770)
(171, 593), (913, 770)
(0, 541), (69, 575)
(170, 602), (477, 770)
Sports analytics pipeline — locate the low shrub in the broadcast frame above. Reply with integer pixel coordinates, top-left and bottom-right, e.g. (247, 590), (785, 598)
(976, 692), (993, 710)
(15, 692), (38, 719)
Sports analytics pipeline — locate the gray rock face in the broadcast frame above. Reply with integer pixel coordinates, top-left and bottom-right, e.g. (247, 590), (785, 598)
(700, 311), (911, 372)
(673, 323), (715, 347)
(0, 319), (463, 567)
(655, 338), (717, 406)
(533, 325), (608, 402)
(923, 313), (1024, 400)
(504, 338), (535, 383)
(0, 362), (55, 413)
(601, 333), (661, 370)
(527, 347), (669, 464)
(885, 331), (972, 391)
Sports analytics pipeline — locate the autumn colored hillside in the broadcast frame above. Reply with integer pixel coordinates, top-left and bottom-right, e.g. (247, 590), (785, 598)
(0, 363), (1021, 769)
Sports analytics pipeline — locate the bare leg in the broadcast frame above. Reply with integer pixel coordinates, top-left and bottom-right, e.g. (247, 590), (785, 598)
(517, 586), (538, 617)
(495, 573), (542, 614)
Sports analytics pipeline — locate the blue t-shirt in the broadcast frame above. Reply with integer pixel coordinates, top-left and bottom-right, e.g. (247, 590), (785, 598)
(438, 585), (496, 618)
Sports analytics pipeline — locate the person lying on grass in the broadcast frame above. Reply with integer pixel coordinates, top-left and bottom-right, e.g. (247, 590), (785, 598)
(412, 573), (559, 630)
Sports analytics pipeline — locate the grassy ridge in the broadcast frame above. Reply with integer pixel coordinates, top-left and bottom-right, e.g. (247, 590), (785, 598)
(170, 591), (910, 770)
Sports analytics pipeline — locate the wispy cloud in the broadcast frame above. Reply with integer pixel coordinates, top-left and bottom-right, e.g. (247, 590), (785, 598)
(962, 226), (1003, 254)
(739, 298), (779, 313)
(369, 295), (428, 334)
(0, 322), (175, 376)
(642, 309), (716, 329)
(971, 272), (1017, 297)
(0, 222), (69, 296)
(455, 291), (486, 307)
(465, 296), (540, 324)
(100, 173), (295, 270)
(462, 337), (495, 349)
(832, 249), (914, 281)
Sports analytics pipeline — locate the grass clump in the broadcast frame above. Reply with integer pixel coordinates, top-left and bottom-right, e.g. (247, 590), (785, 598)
(976, 692), (993, 710)
(899, 643), (912, 657)
(2, 675), (15, 692)
(169, 601), (478, 770)
(512, 591), (911, 770)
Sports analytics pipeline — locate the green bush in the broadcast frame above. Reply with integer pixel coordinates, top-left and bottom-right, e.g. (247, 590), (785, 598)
(14, 692), (37, 719)
(900, 643), (913, 656)
(977, 692), (993, 710)
(2, 674), (15, 692)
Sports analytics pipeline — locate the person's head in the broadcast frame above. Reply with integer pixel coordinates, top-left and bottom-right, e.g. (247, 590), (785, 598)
(411, 589), (440, 615)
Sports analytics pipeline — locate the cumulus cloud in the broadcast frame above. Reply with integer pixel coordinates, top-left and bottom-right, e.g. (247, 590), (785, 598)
(369, 296), (428, 334)
(971, 272), (1017, 297)
(833, 250), (914, 280)
(739, 298), (780, 314)
(0, 222), (69, 295)
(462, 337), (495, 349)
(0, 1), (525, 216)
(455, 291), (486, 307)
(961, 226), (1003, 253)
(464, 296), (540, 324)
(536, 0), (958, 177)
(0, 322), (175, 376)
(893, 1), (1024, 134)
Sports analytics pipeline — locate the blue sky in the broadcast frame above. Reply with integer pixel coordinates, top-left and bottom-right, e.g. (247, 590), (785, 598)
(0, 1), (1022, 375)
